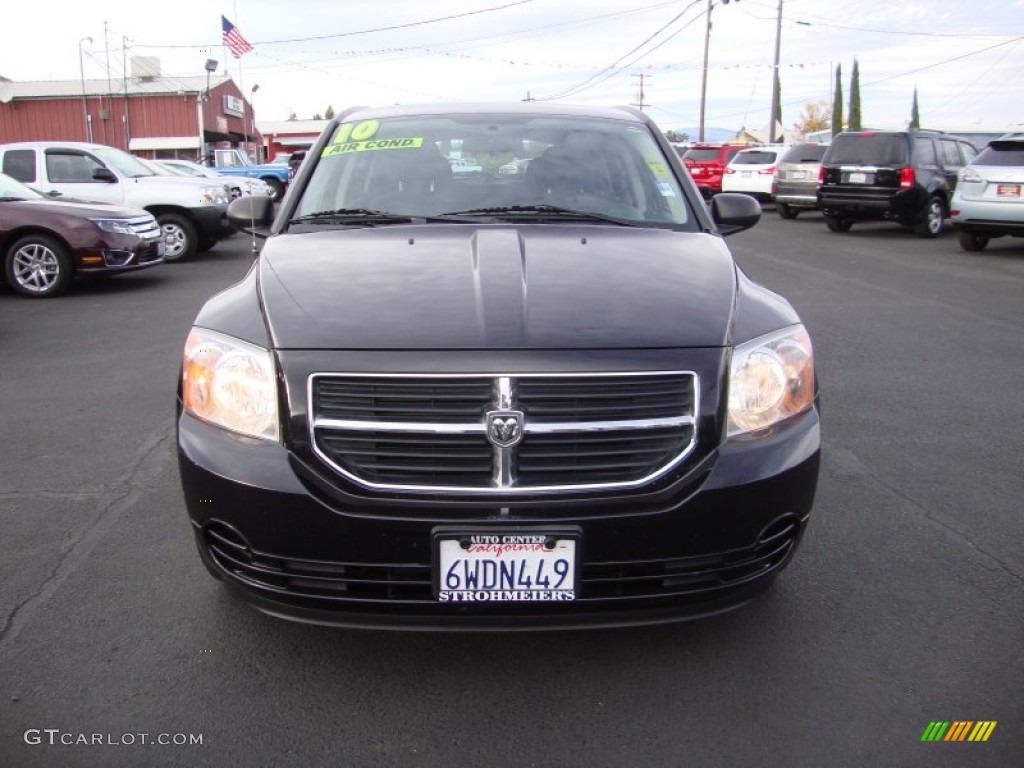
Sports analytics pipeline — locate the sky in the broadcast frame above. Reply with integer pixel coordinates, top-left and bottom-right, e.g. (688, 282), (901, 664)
(2, 0), (1022, 136)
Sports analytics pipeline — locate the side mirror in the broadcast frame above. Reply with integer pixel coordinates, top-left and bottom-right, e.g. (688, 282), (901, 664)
(92, 168), (118, 183)
(709, 193), (761, 236)
(227, 195), (274, 238)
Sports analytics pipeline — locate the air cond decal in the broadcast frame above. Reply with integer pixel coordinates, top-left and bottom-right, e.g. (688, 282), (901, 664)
(322, 119), (424, 156)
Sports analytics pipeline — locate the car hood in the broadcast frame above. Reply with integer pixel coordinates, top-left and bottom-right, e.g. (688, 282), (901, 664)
(2, 198), (147, 218)
(257, 225), (737, 350)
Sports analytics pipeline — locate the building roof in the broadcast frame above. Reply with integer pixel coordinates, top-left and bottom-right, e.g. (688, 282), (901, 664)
(0, 75), (234, 101)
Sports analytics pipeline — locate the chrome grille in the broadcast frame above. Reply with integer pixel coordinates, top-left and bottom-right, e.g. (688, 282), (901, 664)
(125, 215), (161, 240)
(310, 372), (698, 493)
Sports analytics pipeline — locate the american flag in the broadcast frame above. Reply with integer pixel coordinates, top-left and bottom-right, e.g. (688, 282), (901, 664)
(221, 15), (254, 59)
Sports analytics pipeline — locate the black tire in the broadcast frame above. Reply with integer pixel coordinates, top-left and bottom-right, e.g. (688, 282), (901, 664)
(913, 195), (945, 238)
(957, 230), (989, 252)
(777, 203), (799, 220)
(5, 234), (74, 298)
(157, 213), (198, 262)
(824, 215), (853, 232)
(264, 178), (285, 202)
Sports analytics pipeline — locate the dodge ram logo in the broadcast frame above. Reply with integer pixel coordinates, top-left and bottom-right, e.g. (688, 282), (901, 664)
(486, 410), (524, 448)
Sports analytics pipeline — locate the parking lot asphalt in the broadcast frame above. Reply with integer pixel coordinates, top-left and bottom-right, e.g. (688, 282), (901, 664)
(1, 213), (1022, 767)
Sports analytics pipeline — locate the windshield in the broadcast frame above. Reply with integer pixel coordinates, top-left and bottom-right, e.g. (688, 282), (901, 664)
(826, 134), (908, 166)
(682, 148), (722, 163)
(0, 172), (45, 200)
(93, 147), (156, 178)
(732, 151), (778, 165)
(974, 142), (1024, 166)
(780, 144), (827, 163)
(296, 114), (694, 228)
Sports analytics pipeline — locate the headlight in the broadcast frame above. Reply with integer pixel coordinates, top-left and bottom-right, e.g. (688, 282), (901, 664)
(199, 185), (229, 204)
(728, 325), (814, 436)
(92, 218), (137, 234)
(182, 328), (279, 441)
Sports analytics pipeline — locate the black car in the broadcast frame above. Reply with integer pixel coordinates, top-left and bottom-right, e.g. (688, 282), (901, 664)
(177, 103), (820, 630)
(818, 129), (978, 237)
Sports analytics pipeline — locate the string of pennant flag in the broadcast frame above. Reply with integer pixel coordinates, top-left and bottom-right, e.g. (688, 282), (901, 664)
(221, 22), (825, 72)
(262, 45), (828, 71)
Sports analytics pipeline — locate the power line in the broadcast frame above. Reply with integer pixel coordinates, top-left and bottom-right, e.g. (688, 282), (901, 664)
(136, 0), (535, 49)
(537, 0), (704, 101)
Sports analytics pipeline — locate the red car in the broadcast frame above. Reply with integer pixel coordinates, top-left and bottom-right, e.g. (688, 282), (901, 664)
(681, 144), (746, 197)
(1, 173), (164, 298)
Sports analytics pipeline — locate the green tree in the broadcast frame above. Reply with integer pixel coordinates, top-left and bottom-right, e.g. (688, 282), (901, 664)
(832, 63), (843, 136)
(910, 87), (920, 129)
(287, 111), (297, 121)
(664, 129), (689, 143)
(312, 112), (322, 120)
(774, 77), (784, 142)
(848, 58), (862, 131)
(324, 105), (336, 120)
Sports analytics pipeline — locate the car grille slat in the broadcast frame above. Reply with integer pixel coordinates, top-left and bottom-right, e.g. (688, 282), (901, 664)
(310, 372), (698, 493)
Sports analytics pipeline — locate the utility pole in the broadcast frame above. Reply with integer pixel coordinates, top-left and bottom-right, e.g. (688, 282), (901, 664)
(768, 0), (783, 143)
(631, 74), (650, 111)
(698, 0), (714, 142)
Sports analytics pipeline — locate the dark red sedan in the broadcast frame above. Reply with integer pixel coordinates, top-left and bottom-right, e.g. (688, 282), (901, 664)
(1, 173), (164, 298)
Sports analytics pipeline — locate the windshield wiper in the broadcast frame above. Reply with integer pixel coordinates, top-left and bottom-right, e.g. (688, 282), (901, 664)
(289, 208), (418, 226)
(440, 204), (635, 226)
(0, 196), (32, 202)
(289, 208), (476, 226)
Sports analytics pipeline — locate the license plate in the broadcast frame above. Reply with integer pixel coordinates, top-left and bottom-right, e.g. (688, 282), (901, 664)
(789, 170), (807, 180)
(997, 184), (1020, 197)
(741, 171), (752, 178)
(435, 532), (577, 602)
(848, 172), (868, 184)
(156, 240), (167, 256)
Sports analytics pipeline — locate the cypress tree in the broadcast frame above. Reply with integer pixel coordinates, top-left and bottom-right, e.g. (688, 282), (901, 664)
(848, 59), (862, 131)
(910, 88), (920, 129)
(832, 63), (843, 136)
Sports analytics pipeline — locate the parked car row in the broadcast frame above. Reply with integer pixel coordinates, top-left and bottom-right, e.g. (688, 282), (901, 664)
(0, 141), (234, 263)
(681, 130), (1023, 250)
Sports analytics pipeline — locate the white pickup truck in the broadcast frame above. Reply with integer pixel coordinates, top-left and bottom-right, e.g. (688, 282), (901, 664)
(0, 141), (234, 261)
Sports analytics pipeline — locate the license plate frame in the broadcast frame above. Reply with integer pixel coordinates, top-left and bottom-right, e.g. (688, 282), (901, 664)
(433, 526), (580, 603)
(847, 171), (869, 184)
(996, 184), (1020, 197)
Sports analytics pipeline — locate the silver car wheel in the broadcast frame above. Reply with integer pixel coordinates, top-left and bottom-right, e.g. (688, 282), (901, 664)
(162, 221), (188, 259)
(12, 242), (61, 293)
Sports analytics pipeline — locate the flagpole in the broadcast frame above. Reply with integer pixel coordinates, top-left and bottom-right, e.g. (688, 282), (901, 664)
(233, 1), (249, 161)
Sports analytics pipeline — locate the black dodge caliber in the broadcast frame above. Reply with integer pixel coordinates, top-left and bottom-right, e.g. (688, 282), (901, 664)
(177, 103), (820, 630)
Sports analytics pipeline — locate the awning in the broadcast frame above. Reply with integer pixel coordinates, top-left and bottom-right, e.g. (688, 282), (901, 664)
(128, 136), (201, 151)
(275, 136), (318, 147)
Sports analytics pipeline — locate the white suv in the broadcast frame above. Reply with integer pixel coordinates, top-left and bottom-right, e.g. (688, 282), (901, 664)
(0, 142), (233, 261)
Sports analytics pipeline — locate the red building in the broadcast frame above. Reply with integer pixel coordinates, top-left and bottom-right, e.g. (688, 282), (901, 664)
(0, 59), (261, 162)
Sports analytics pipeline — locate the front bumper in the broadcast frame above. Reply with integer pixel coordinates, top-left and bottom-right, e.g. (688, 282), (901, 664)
(189, 204), (235, 241)
(177, 402), (820, 631)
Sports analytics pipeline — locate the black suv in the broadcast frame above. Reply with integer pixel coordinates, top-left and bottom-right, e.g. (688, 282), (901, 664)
(818, 129), (977, 237)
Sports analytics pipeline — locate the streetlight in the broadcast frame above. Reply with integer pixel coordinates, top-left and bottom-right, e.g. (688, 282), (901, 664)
(250, 84), (260, 163)
(204, 58), (218, 100)
(78, 37), (93, 142)
(199, 59), (217, 165)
